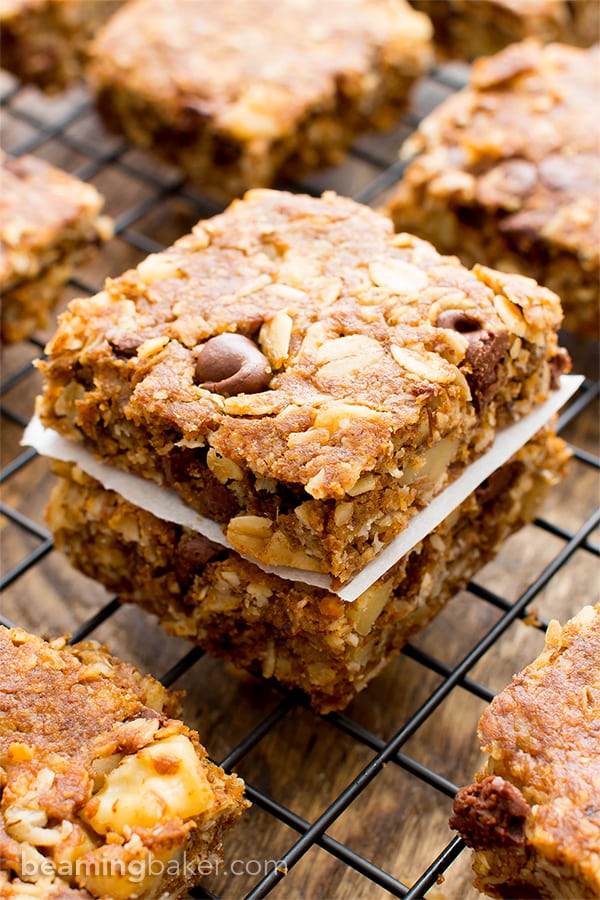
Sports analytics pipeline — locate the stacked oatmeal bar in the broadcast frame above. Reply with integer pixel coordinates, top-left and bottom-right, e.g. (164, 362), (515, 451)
(387, 41), (600, 337)
(0, 627), (248, 899)
(0, 152), (112, 342)
(451, 603), (600, 899)
(34, 190), (572, 710)
(86, 0), (433, 196)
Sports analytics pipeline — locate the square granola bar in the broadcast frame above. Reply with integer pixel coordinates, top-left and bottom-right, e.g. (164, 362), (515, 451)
(0, 0), (123, 93)
(0, 627), (248, 899)
(36, 190), (569, 587)
(0, 152), (112, 342)
(387, 41), (600, 337)
(450, 603), (600, 898)
(86, 0), (433, 196)
(46, 428), (569, 712)
(409, 0), (600, 59)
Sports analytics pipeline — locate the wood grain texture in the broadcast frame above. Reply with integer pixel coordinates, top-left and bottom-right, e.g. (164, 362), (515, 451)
(1, 66), (598, 900)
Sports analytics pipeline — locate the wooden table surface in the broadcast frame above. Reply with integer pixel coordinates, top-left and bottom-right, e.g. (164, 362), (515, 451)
(1, 66), (599, 900)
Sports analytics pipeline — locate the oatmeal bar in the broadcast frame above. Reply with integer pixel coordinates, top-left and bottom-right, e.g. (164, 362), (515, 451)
(36, 190), (569, 587)
(409, 0), (599, 59)
(0, 152), (112, 343)
(0, 627), (248, 899)
(0, 0), (123, 92)
(450, 603), (600, 898)
(387, 41), (600, 337)
(86, 0), (433, 197)
(45, 428), (569, 712)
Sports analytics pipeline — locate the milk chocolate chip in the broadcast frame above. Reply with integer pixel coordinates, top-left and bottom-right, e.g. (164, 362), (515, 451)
(174, 533), (222, 590)
(435, 310), (509, 405)
(107, 331), (143, 359)
(195, 333), (271, 396)
(450, 776), (531, 850)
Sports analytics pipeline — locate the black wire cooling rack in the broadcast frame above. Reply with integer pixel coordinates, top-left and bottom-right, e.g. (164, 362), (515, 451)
(1, 62), (599, 900)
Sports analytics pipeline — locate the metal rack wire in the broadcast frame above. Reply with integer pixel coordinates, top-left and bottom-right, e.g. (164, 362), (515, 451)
(1, 63), (599, 900)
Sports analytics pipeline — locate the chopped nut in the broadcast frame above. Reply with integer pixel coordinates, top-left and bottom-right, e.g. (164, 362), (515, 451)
(83, 735), (215, 835)
(428, 292), (474, 322)
(227, 515), (273, 556)
(390, 344), (456, 384)
(227, 516), (324, 570)
(266, 283), (307, 302)
(399, 437), (457, 486)
(368, 258), (428, 294)
(223, 393), (284, 415)
(262, 641), (276, 679)
(320, 277), (342, 304)
(54, 380), (85, 418)
(348, 580), (394, 636)
(136, 336), (170, 358)
(313, 402), (383, 434)
(259, 311), (293, 368)
(5, 806), (60, 846)
(347, 473), (377, 496)
(137, 253), (181, 284)
(493, 294), (528, 337)
(19, 843), (54, 882)
(334, 502), (354, 526)
(207, 448), (244, 483)
(7, 742), (33, 762)
(315, 334), (385, 378)
(91, 753), (124, 791)
(255, 476), (277, 492)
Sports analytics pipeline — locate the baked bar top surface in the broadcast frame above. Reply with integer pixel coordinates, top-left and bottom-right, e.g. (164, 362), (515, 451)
(39, 189), (563, 501)
(0, 151), (105, 288)
(393, 40), (600, 263)
(0, 627), (178, 754)
(478, 603), (600, 883)
(89, 0), (432, 138)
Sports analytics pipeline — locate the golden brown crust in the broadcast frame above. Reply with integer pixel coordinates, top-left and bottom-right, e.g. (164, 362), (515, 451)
(387, 41), (600, 336)
(0, 628), (248, 899)
(451, 604), (600, 898)
(37, 189), (567, 585)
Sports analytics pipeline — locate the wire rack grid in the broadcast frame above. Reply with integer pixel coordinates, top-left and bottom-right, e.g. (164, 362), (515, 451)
(1, 61), (599, 900)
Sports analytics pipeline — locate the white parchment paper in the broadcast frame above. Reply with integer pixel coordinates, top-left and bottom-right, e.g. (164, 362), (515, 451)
(23, 374), (582, 601)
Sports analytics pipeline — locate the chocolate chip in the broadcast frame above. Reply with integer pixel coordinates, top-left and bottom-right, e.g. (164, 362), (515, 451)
(162, 449), (240, 520)
(449, 775), (531, 851)
(162, 448), (202, 485)
(548, 348), (571, 390)
(464, 330), (510, 407)
(435, 310), (508, 408)
(476, 462), (522, 507)
(435, 310), (484, 333)
(107, 331), (143, 359)
(465, 331), (509, 403)
(195, 333), (271, 396)
(196, 480), (240, 520)
(174, 533), (222, 590)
